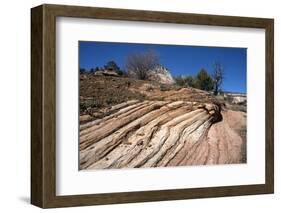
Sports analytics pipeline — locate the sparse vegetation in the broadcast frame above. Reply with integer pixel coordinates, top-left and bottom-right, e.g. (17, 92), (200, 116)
(195, 69), (214, 91)
(174, 69), (214, 92)
(79, 68), (86, 74)
(104, 61), (125, 75)
(80, 75), (146, 116)
(173, 64), (226, 95)
(174, 75), (195, 87)
(83, 61), (126, 76)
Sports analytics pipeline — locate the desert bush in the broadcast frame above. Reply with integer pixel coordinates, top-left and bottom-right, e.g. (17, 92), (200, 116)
(174, 76), (185, 87)
(195, 69), (214, 91)
(79, 68), (86, 74)
(174, 75), (195, 87)
(175, 69), (213, 91)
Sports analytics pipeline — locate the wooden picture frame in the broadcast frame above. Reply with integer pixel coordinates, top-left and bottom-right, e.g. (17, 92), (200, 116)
(31, 4), (274, 208)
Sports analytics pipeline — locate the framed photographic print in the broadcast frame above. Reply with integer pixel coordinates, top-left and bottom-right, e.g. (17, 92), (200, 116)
(31, 4), (274, 208)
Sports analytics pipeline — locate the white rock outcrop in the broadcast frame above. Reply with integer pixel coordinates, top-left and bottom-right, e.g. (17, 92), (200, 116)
(148, 66), (175, 84)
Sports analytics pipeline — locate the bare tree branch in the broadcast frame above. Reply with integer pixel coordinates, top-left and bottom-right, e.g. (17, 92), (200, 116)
(126, 50), (159, 80)
(213, 62), (224, 95)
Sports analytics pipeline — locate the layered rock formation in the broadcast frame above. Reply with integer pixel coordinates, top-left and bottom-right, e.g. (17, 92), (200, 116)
(79, 73), (246, 170)
(79, 97), (245, 170)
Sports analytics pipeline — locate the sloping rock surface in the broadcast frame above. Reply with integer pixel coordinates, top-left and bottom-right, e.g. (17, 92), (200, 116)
(79, 98), (245, 170)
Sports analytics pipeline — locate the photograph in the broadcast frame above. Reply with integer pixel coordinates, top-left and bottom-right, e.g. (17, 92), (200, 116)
(29, 3), (274, 208)
(78, 41), (247, 170)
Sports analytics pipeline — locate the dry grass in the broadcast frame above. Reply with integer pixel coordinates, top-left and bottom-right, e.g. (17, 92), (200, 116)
(80, 74), (146, 116)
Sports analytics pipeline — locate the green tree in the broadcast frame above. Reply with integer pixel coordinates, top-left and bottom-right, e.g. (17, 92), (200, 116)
(174, 75), (195, 87)
(174, 76), (186, 87)
(79, 68), (86, 74)
(185, 76), (195, 87)
(104, 61), (124, 76)
(195, 69), (214, 91)
(104, 61), (120, 71)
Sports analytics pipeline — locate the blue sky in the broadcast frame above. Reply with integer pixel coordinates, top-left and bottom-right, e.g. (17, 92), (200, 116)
(79, 41), (247, 93)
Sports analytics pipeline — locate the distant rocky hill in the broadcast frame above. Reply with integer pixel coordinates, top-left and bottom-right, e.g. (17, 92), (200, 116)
(148, 65), (175, 84)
